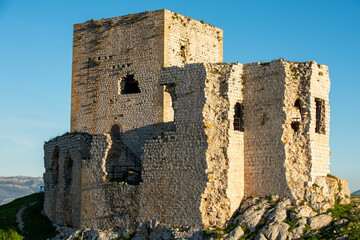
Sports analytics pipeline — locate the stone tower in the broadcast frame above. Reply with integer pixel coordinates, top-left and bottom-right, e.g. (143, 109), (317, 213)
(70, 9), (222, 156)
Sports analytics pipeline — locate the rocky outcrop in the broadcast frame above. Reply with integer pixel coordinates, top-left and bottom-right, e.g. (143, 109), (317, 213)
(305, 175), (351, 212)
(50, 193), (358, 240)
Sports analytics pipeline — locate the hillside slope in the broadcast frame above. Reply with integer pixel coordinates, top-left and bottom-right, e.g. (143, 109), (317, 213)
(0, 193), (56, 240)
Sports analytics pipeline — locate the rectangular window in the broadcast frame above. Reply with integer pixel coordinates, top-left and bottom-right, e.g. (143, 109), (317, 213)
(234, 102), (244, 132)
(315, 98), (325, 134)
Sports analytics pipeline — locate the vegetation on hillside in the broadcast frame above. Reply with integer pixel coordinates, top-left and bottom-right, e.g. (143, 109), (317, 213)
(0, 193), (56, 240)
(301, 194), (360, 240)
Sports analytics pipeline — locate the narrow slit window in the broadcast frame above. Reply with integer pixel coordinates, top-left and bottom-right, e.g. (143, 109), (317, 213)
(315, 98), (325, 134)
(291, 98), (301, 133)
(51, 146), (60, 188)
(234, 102), (244, 132)
(180, 45), (186, 58)
(64, 151), (73, 191)
(121, 74), (141, 94)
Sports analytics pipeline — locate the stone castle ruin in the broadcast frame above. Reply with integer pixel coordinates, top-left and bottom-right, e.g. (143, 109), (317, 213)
(43, 9), (349, 230)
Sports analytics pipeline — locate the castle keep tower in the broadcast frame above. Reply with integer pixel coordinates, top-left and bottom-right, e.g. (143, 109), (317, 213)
(70, 10), (222, 146)
(44, 9), (335, 230)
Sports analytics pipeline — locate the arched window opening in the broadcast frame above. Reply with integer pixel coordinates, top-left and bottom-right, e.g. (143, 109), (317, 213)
(121, 74), (141, 94)
(64, 151), (73, 191)
(234, 102), (244, 132)
(110, 124), (121, 139)
(51, 146), (60, 188)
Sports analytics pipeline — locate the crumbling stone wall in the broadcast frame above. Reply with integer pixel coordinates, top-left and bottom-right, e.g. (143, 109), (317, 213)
(242, 59), (331, 201)
(140, 63), (244, 227)
(80, 134), (139, 230)
(282, 61), (313, 201)
(44, 133), (92, 227)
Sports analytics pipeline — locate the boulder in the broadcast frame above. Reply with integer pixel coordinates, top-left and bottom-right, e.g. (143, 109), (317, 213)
(305, 176), (351, 212)
(226, 225), (244, 240)
(257, 221), (292, 240)
(267, 199), (290, 223)
(308, 214), (332, 229)
(235, 204), (268, 232)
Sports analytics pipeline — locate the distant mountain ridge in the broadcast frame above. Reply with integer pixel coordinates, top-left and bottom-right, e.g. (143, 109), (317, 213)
(353, 189), (360, 195)
(0, 176), (43, 205)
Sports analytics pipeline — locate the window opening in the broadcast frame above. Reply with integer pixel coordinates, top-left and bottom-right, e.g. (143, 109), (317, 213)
(110, 124), (121, 139)
(51, 146), (60, 188)
(180, 45), (186, 58)
(121, 74), (141, 94)
(291, 98), (301, 133)
(291, 122), (300, 132)
(234, 102), (244, 132)
(315, 98), (325, 134)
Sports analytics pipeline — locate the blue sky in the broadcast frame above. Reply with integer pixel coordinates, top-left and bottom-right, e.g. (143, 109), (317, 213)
(0, 0), (359, 191)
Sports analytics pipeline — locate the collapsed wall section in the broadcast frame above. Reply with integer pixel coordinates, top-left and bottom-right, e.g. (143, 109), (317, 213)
(80, 134), (139, 229)
(200, 63), (244, 226)
(43, 133), (92, 227)
(243, 59), (330, 201)
(282, 61), (313, 200)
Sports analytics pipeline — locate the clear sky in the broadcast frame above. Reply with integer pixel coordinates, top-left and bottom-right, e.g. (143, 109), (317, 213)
(0, 0), (359, 191)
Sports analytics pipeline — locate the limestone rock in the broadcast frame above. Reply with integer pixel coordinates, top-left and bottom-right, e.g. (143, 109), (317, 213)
(308, 214), (332, 229)
(337, 178), (351, 205)
(305, 176), (351, 213)
(255, 233), (267, 240)
(257, 221), (292, 240)
(97, 230), (122, 240)
(235, 202), (268, 232)
(226, 225), (244, 240)
(267, 199), (290, 223)
(292, 223), (307, 239)
(290, 205), (317, 221)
